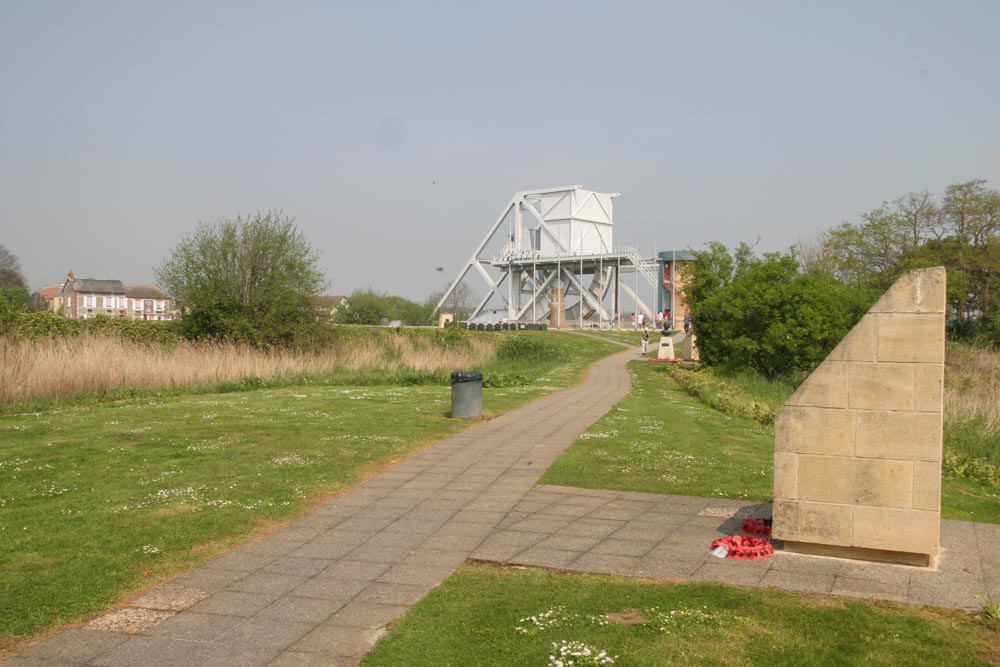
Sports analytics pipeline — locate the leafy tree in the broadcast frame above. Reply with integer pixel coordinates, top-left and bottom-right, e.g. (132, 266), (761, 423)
(0, 244), (26, 288)
(156, 211), (325, 345)
(687, 244), (871, 378)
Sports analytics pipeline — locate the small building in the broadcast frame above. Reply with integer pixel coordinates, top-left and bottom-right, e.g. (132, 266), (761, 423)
(124, 284), (175, 321)
(36, 285), (63, 313)
(60, 272), (127, 320)
(311, 295), (349, 321)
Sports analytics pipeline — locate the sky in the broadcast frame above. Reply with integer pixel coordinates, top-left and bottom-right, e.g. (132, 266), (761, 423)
(2, 1), (998, 300)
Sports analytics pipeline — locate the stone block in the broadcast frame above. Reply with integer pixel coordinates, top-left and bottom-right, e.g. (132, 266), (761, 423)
(786, 361), (848, 408)
(848, 362), (914, 411)
(876, 313), (945, 363)
(772, 452), (798, 500)
(913, 364), (944, 413)
(775, 407), (853, 456)
(855, 411), (942, 461)
(854, 459), (912, 508)
(773, 499), (853, 546)
(871, 267), (946, 314)
(912, 461), (942, 511)
(797, 455), (855, 504)
(828, 314), (876, 362)
(853, 506), (938, 554)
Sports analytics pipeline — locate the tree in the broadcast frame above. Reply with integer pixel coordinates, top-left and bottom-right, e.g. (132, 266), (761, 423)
(0, 244), (26, 288)
(687, 244), (871, 378)
(333, 289), (435, 325)
(156, 211), (325, 344)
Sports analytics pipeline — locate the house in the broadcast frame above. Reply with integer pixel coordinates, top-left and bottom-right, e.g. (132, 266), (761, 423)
(124, 284), (176, 321)
(57, 272), (176, 320)
(60, 272), (128, 319)
(36, 285), (63, 313)
(311, 295), (349, 321)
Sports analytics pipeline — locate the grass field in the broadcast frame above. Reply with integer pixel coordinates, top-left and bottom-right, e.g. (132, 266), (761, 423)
(0, 331), (621, 647)
(360, 563), (999, 667)
(540, 362), (775, 502)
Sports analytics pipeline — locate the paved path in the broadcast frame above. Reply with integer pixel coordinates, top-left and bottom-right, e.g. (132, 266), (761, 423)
(6, 347), (998, 666)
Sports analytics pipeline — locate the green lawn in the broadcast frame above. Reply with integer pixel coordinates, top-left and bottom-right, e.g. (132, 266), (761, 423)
(541, 362), (775, 501)
(361, 563), (999, 667)
(0, 331), (621, 645)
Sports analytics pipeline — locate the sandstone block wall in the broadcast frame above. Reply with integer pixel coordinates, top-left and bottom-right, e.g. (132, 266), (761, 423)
(772, 267), (946, 566)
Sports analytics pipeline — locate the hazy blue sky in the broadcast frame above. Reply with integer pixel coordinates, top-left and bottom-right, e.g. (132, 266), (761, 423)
(2, 1), (998, 299)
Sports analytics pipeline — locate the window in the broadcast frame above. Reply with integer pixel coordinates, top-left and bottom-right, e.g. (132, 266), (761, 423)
(84, 295), (95, 308)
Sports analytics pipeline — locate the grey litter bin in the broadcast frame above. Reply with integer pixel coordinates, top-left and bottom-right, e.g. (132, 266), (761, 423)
(450, 371), (483, 419)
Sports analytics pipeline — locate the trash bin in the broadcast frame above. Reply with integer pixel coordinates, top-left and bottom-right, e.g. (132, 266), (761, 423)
(450, 371), (483, 419)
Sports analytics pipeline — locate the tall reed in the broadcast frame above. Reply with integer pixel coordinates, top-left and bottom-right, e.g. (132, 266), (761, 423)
(945, 343), (1000, 434)
(0, 332), (496, 405)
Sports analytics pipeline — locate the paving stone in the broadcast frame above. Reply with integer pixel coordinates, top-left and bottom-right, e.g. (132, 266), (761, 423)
(378, 563), (457, 587)
(290, 624), (386, 656)
(201, 551), (274, 573)
(328, 602), (409, 629)
(216, 616), (316, 649)
(346, 544), (413, 564)
(287, 540), (362, 560)
(227, 573), (309, 595)
(87, 608), (173, 634)
(268, 651), (358, 667)
(262, 557), (332, 578)
(692, 562), (768, 586)
(832, 576), (909, 602)
(130, 585), (210, 611)
(318, 560), (391, 581)
(399, 548), (469, 569)
(636, 557), (705, 580)
(435, 520), (497, 538)
(269, 528), (323, 543)
(767, 553), (843, 576)
(418, 532), (483, 551)
(557, 518), (625, 539)
(761, 569), (835, 594)
(17, 629), (127, 664)
(356, 582), (432, 606)
(90, 636), (278, 667)
(146, 612), (243, 641)
(591, 538), (657, 557)
(471, 531), (546, 561)
(256, 596), (348, 624)
(291, 577), (370, 601)
(239, 539), (302, 557)
(509, 547), (582, 569)
(508, 517), (571, 534)
(569, 552), (644, 576)
(533, 534), (605, 552)
(310, 530), (375, 547)
(170, 567), (248, 591)
(189, 591), (282, 617)
(381, 519), (446, 536)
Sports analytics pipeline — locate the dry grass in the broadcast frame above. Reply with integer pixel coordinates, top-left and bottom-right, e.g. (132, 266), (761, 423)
(945, 343), (1000, 434)
(0, 333), (497, 405)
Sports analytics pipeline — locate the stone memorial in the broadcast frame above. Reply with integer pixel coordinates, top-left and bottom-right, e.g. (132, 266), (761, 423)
(772, 267), (946, 566)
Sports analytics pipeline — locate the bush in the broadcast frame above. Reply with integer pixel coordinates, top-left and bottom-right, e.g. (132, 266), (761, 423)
(688, 245), (872, 378)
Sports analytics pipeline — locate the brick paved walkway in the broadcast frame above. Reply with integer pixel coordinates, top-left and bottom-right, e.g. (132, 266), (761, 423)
(6, 346), (998, 666)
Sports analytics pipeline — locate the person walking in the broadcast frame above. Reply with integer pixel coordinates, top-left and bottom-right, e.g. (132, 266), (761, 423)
(684, 314), (692, 333)
(641, 328), (650, 354)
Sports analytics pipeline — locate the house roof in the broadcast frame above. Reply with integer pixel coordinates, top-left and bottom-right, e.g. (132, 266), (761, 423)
(37, 286), (61, 299)
(65, 278), (126, 295)
(311, 295), (348, 310)
(125, 284), (169, 299)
